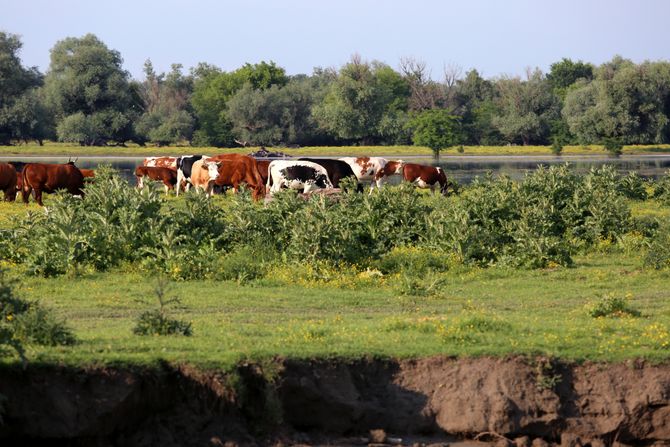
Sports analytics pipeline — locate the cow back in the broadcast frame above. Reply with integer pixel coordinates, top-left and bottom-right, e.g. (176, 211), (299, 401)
(23, 163), (84, 193)
(298, 158), (356, 187)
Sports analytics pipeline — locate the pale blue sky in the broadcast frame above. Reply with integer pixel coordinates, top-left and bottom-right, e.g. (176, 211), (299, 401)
(3, 0), (669, 80)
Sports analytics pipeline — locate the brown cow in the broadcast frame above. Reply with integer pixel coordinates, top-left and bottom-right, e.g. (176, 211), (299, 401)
(402, 163), (449, 195)
(143, 156), (177, 170)
(134, 166), (178, 194)
(22, 162), (85, 206)
(208, 154), (265, 200)
(0, 163), (18, 201)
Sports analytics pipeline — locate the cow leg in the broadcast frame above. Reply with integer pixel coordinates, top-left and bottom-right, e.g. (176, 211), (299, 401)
(163, 183), (169, 195)
(136, 176), (143, 189)
(34, 188), (43, 206)
(175, 171), (183, 196)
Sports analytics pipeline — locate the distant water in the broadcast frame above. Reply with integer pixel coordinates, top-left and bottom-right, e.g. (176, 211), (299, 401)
(2, 154), (669, 185)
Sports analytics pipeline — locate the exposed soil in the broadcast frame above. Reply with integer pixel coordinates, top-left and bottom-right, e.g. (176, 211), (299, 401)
(1, 356), (669, 446)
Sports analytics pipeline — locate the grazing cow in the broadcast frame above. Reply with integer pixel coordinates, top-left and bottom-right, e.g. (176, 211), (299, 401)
(188, 159), (221, 196)
(8, 161), (27, 192)
(298, 158), (358, 188)
(339, 157), (403, 192)
(134, 166), (178, 194)
(143, 156), (177, 170)
(402, 163), (449, 195)
(0, 163), (17, 201)
(22, 162), (84, 206)
(175, 155), (209, 195)
(209, 154), (266, 200)
(266, 160), (333, 194)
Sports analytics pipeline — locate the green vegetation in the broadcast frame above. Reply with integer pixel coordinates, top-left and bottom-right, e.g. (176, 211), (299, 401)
(0, 166), (669, 368)
(3, 30), (670, 149)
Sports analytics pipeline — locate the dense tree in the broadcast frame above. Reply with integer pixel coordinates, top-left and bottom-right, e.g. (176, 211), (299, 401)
(408, 109), (462, 159)
(43, 34), (140, 145)
(547, 58), (594, 97)
(135, 61), (195, 145)
(227, 77), (321, 146)
(563, 59), (670, 144)
(492, 69), (559, 145)
(190, 61), (287, 147)
(0, 31), (49, 144)
(454, 70), (503, 145)
(313, 56), (410, 144)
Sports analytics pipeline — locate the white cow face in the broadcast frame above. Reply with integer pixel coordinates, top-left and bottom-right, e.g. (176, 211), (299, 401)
(204, 161), (220, 182)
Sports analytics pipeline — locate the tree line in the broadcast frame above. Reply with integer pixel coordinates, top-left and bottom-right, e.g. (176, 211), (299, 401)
(2, 31), (670, 154)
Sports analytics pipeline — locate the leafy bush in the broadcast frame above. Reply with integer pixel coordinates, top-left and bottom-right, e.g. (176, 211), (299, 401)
(13, 306), (76, 346)
(617, 172), (648, 200)
(0, 269), (75, 361)
(133, 310), (193, 336)
(587, 294), (640, 318)
(644, 224), (670, 269)
(133, 277), (192, 336)
(603, 138), (623, 156)
(218, 246), (267, 283)
(653, 170), (670, 205)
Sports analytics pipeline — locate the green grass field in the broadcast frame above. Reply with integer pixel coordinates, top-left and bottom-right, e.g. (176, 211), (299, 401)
(3, 250), (669, 369)
(1, 142), (670, 157)
(3, 177), (670, 369)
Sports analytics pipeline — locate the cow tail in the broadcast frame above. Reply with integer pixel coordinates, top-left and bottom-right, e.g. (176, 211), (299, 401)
(266, 162), (273, 193)
(21, 165), (30, 203)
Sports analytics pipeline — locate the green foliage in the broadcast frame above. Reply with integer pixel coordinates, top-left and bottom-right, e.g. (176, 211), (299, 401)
(313, 57), (409, 143)
(563, 58), (670, 145)
(587, 294), (640, 318)
(13, 306), (76, 346)
(551, 137), (563, 155)
(409, 109), (461, 159)
(44, 34), (139, 145)
(0, 32), (47, 144)
(492, 69), (559, 145)
(644, 223), (670, 269)
(547, 58), (594, 96)
(604, 137), (623, 156)
(0, 269), (75, 361)
(133, 277), (192, 336)
(190, 61), (288, 147)
(617, 172), (648, 200)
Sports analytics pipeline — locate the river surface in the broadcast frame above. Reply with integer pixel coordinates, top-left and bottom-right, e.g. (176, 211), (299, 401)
(2, 154), (670, 185)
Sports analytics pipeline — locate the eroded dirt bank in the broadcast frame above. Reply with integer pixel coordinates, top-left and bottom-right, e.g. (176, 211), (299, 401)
(1, 357), (669, 446)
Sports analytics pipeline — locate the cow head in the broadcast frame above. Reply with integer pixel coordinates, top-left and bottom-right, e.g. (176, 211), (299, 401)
(203, 161), (221, 182)
(388, 160), (405, 175)
(314, 173), (332, 189)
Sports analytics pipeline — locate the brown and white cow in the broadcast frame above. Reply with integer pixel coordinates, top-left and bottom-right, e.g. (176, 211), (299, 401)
(143, 156), (177, 170)
(402, 163), (449, 195)
(134, 166), (178, 194)
(0, 163), (18, 202)
(22, 162), (85, 206)
(188, 159), (221, 196)
(339, 157), (403, 192)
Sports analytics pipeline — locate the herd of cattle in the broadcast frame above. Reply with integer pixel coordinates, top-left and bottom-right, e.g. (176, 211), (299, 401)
(0, 154), (451, 205)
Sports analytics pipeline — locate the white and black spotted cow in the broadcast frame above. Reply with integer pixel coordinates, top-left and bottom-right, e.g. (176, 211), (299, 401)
(175, 155), (209, 196)
(266, 160), (334, 195)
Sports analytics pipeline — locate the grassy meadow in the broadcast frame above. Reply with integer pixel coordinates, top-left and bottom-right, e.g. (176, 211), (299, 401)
(2, 185), (670, 369)
(1, 142), (670, 157)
